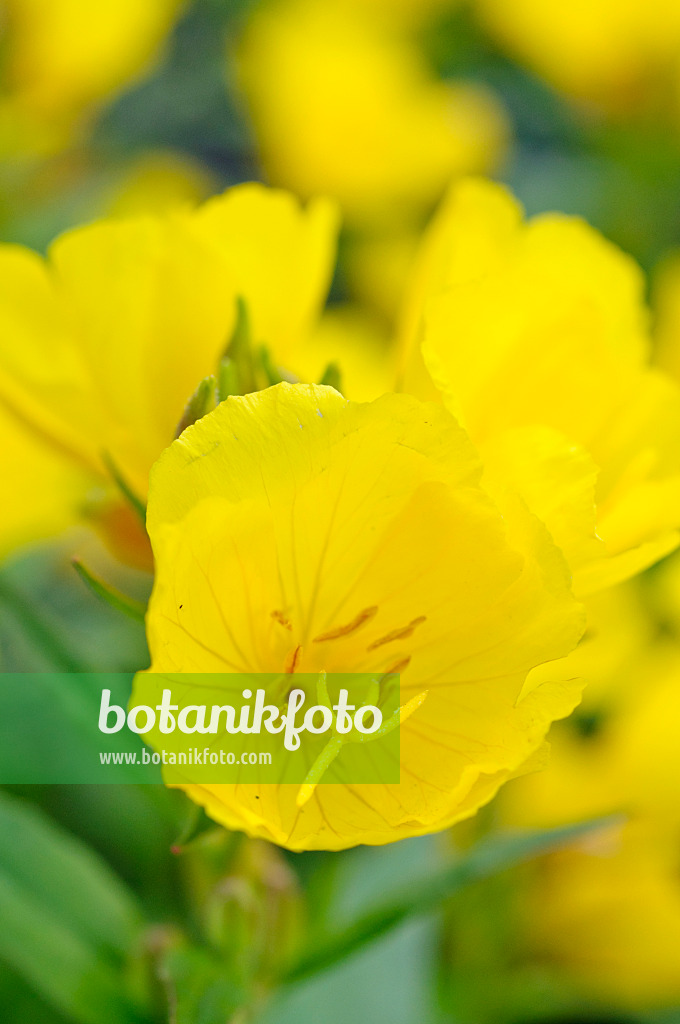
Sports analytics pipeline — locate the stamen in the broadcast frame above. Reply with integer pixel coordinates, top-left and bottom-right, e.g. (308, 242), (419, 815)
(367, 616), (426, 651)
(284, 644), (302, 674)
(383, 656), (411, 675)
(271, 609), (292, 631)
(313, 605), (378, 643)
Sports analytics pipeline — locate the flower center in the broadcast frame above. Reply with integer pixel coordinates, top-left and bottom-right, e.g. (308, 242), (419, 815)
(272, 603), (426, 679)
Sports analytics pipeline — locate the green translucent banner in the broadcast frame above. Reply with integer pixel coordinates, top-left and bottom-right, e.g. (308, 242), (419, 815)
(0, 672), (401, 786)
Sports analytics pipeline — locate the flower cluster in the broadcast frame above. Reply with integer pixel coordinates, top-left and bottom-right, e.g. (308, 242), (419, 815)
(6, 3), (680, 1020)
(3, 172), (680, 852)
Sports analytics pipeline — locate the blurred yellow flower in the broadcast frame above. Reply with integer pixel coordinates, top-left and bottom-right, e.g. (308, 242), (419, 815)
(0, 0), (184, 157)
(141, 382), (584, 850)
(99, 151), (216, 219)
(236, 0), (508, 229)
(521, 579), (656, 728)
(332, 0), (458, 31)
(400, 177), (680, 595)
(474, 0), (680, 115)
(523, 823), (680, 1008)
(0, 184), (337, 556)
(0, 403), (93, 559)
(500, 645), (680, 1007)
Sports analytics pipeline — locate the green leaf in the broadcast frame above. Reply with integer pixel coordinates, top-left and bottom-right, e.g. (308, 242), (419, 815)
(72, 559), (147, 623)
(0, 960), (69, 1024)
(283, 818), (620, 983)
(0, 548), (148, 675)
(0, 674), (161, 785)
(0, 578), (92, 673)
(101, 451), (147, 526)
(0, 790), (148, 1024)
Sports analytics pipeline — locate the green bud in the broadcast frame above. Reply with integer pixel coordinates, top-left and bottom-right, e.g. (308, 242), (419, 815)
(258, 345), (284, 387)
(175, 375), (216, 438)
(203, 840), (303, 988)
(217, 296), (258, 397)
(217, 357), (241, 402)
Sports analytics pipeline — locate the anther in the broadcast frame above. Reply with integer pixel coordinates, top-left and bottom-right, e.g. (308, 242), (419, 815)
(383, 656), (411, 675)
(366, 616), (426, 651)
(313, 605), (378, 643)
(271, 609), (292, 631)
(284, 644), (302, 674)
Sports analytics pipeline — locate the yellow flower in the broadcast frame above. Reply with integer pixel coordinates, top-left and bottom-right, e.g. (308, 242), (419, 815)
(400, 177), (680, 596)
(0, 403), (93, 559)
(331, 0), (459, 31)
(139, 382), (584, 850)
(474, 0), (680, 115)
(499, 645), (680, 1007)
(98, 151), (216, 219)
(236, 0), (508, 229)
(0, 185), (338, 556)
(0, 0), (184, 157)
(522, 824), (680, 1008)
(523, 579), (656, 716)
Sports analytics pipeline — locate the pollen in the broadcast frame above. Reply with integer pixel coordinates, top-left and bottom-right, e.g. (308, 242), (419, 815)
(271, 609), (293, 631)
